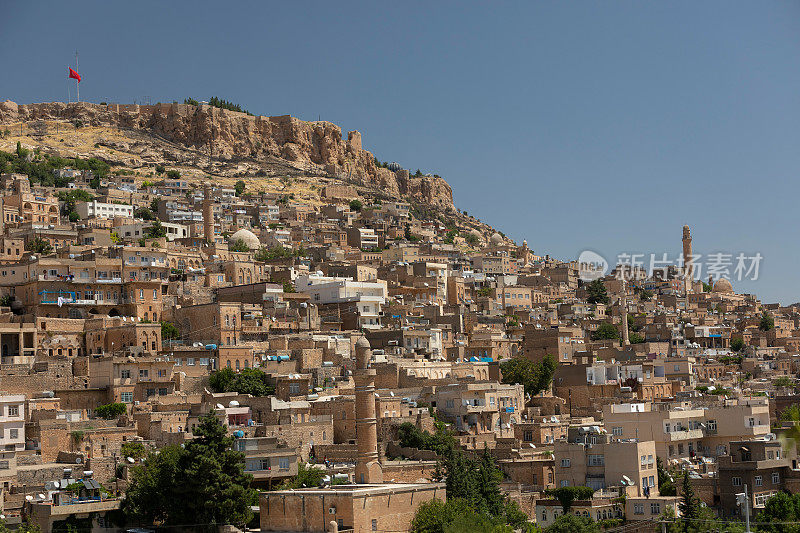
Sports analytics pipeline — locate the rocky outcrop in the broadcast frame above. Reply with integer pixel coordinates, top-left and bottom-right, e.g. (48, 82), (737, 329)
(0, 101), (454, 208)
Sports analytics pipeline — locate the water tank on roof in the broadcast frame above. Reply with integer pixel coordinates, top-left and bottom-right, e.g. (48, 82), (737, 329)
(233, 430), (244, 438)
(229, 400), (240, 407)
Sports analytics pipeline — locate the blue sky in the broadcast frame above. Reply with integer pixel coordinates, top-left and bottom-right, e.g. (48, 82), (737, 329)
(1, 2), (799, 303)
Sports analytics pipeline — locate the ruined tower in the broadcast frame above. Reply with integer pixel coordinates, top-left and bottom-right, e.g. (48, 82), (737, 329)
(682, 225), (693, 294)
(353, 337), (383, 484)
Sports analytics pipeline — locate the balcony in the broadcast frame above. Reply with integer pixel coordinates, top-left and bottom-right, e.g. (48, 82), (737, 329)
(666, 429), (704, 441)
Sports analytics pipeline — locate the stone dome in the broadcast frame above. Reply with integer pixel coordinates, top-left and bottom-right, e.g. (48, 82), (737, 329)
(713, 278), (733, 293)
(490, 232), (503, 245)
(228, 228), (261, 250)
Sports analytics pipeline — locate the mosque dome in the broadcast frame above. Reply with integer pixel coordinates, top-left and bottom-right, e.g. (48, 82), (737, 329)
(228, 228), (261, 250)
(490, 232), (503, 245)
(712, 278), (734, 293)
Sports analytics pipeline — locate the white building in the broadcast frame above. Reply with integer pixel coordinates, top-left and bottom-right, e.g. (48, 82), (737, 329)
(295, 274), (387, 329)
(0, 394), (25, 451)
(75, 201), (134, 220)
(116, 221), (189, 242)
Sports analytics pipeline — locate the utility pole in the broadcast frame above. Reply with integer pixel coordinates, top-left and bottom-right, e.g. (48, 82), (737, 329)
(736, 484), (751, 533)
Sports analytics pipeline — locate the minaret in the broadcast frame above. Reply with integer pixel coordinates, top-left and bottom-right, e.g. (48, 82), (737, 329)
(203, 184), (214, 243)
(353, 337), (383, 484)
(621, 277), (630, 346)
(682, 225), (693, 294)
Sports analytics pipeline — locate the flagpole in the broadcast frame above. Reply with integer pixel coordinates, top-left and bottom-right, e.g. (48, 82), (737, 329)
(75, 51), (79, 102)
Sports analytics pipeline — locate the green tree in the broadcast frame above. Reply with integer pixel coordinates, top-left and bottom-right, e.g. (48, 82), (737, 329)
(234, 180), (246, 196)
(585, 279), (609, 305)
(544, 486), (595, 514)
(161, 321), (180, 341)
(26, 237), (53, 255)
(756, 491), (800, 533)
(759, 310), (775, 331)
(254, 246), (293, 262)
(144, 220), (167, 239)
(464, 232), (479, 246)
(120, 441), (148, 460)
(657, 457), (676, 496)
(277, 463), (326, 489)
(208, 367), (275, 396)
(134, 207), (155, 220)
(629, 332), (646, 344)
(678, 471), (701, 532)
(500, 354), (557, 396)
(544, 514), (599, 533)
(591, 323), (619, 341)
(123, 411), (256, 530)
(165, 169), (181, 179)
(731, 337), (744, 352)
(349, 199), (363, 212)
(229, 239), (250, 252)
(95, 402), (127, 419)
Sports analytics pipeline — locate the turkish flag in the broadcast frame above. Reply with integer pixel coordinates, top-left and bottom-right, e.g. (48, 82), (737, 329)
(69, 67), (81, 83)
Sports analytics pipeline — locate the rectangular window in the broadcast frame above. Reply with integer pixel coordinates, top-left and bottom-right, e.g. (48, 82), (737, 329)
(120, 392), (133, 403)
(634, 503), (644, 515)
(561, 459), (570, 467)
(139, 369), (149, 378)
(9, 429), (18, 439)
(279, 457), (290, 470)
(7, 406), (18, 417)
(612, 427), (623, 436)
(732, 477), (742, 486)
(755, 475), (763, 487)
(772, 472), (780, 484)
(587, 454), (605, 467)
(650, 503), (661, 515)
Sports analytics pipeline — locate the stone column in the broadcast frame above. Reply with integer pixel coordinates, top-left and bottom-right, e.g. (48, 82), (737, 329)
(353, 337), (383, 484)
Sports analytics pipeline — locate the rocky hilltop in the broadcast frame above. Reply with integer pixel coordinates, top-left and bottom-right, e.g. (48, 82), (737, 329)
(0, 100), (453, 208)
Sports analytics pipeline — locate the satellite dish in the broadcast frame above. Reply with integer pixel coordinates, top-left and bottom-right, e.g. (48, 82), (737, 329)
(37, 493), (45, 500)
(25, 495), (33, 501)
(127, 457), (135, 464)
(44, 482), (56, 491)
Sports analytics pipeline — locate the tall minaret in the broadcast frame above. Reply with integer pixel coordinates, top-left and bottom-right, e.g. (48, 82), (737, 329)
(203, 184), (214, 244)
(682, 225), (693, 294)
(354, 337), (383, 484)
(621, 277), (630, 346)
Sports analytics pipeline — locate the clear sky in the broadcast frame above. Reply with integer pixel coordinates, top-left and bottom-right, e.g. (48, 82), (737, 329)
(1, 2), (798, 303)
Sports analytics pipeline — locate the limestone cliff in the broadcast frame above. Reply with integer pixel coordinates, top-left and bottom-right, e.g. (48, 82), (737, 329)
(0, 101), (453, 208)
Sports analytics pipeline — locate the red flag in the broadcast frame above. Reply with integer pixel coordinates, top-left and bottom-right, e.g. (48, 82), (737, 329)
(69, 67), (81, 83)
